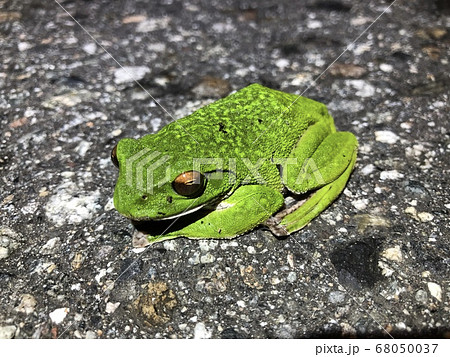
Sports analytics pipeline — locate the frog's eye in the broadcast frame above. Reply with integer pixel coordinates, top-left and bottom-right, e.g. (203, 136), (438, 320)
(172, 171), (206, 197)
(111, 144), (119, 168)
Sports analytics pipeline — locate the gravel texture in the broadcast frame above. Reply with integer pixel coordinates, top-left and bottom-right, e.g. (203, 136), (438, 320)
(0, 0), (449, 338)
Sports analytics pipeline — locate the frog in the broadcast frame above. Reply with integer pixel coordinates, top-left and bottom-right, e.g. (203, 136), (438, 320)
(111, 83), (358, 246)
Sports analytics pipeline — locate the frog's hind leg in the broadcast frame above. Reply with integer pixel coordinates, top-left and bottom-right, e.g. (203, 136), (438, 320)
(272, 124), (358, 235)
(279, 147), (356, 234)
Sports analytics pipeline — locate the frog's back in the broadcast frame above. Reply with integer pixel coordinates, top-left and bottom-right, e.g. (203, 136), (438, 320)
(149, 84), (333, 160)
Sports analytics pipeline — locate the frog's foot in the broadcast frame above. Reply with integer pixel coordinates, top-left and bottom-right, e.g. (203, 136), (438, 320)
(132, 230), (151, 248)
(264, 195), (309, 236)
(132, 229), (177, 247)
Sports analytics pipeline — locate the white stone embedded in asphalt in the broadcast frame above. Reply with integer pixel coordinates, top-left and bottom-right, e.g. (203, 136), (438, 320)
(15, 294), (37, 315)
(194, 322), (211, 339)
(45, 180), (101, 227)
(375, 130), (400, 144)
(49, 307), (69, 324)
(82, 43), (97, 55)
(381, 246), (403, 262)
(346, 79), (375, 97)
(418, 212), (434, 222)
(0, 325), (16, 339)
(380, 170), (404, 180)
(380, 63), (393, 72)
(105, 302), (120, 314)
(114, 66), (150, 84)
(427, 282), (442, 302)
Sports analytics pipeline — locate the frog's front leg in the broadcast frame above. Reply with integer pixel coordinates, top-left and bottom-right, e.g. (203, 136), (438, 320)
(140, 185), (284, 245)
(271, 123), (358, 235)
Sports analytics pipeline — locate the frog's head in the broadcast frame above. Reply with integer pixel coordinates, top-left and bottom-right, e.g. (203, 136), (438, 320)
(111, 137), (236, 225)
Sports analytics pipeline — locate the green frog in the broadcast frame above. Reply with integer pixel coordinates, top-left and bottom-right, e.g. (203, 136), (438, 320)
(111, 84), (357, 245)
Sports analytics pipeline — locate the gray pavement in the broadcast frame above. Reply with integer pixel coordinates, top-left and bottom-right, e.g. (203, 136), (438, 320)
(0, 0), (449, 338)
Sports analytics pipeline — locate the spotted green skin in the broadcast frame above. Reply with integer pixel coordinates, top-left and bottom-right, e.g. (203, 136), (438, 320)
(113, 84), (358, 244)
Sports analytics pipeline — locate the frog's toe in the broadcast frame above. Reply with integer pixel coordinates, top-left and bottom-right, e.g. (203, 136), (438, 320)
(132, 230), (152, 248)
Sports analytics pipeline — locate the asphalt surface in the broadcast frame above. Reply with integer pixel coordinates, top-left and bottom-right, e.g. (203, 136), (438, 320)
(0, 0), (449, 338)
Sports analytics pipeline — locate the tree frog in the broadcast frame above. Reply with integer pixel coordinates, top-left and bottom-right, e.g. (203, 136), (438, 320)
(111, 84), (357, 246)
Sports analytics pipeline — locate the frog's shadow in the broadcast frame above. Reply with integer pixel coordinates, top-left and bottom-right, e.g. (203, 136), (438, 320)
(131, 209), (213, 237)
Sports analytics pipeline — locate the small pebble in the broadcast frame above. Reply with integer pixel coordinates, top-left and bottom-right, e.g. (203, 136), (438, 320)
(199, 241), (211, 252)
(375, 130), (400, 144)
(45, 182), (101, 227)
(415, 289), (428, 303)
(75, 140), (91, 157)
(361, 164), (375, 175)
(379, 261), (394, 277)
(405, 206), (417, 218)
(131, 247), (146, 254)
(18, 42), (32, 51)
(346, 80), (375, 97)
(236, 300), (246, 308)
(39, 237), (60, 255)
(151, 118), (162, 132)
(427, 282), (442, 302)
(114, 66), (150, 85)
(307, 20), (322, 29)
(0, 325), (16, 339)
(43, 89), (98, 108)
(136, 17), (171, 33)
(0, 247), (9, 259)
(200, 253), (215, 264)
(111, 129), (122, 137)
(418, 212), (434, 222)
(329, 64), (367, 79)
(328, 291), (346, 304)
(105, 302), (120, 314)
(271, 277), (281, 285)
(380, 63), (393, 72)
(194, 322), (211, 339)
(85, 330), (97, 339)
(163, 240), (178, 251)
(286, 272), (297, 283)
(381, 246), (403, 262)
(82, 43), (97, 55)
(15, 294), (37, 315)
(49, 307), (69, 324)
(275, 58), (289, 70)
(122, 15), (147, 24)
(350, 16), (371, 26)
(352, 198), (368, 210)
(380, 170), (404, 180)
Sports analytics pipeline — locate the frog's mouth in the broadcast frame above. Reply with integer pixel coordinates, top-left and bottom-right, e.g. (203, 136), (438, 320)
(129, 194), (230, 236)
(130, 205), (214, 237)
